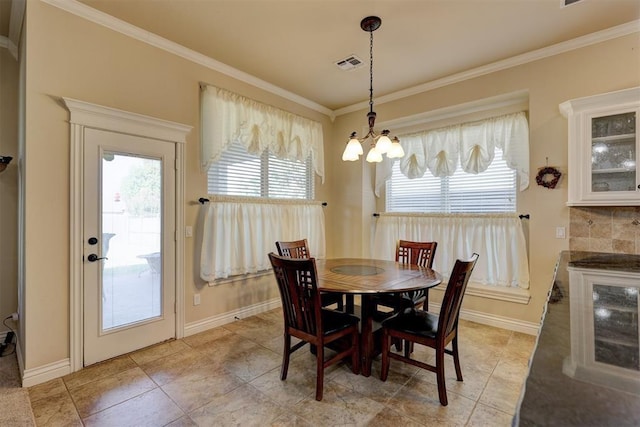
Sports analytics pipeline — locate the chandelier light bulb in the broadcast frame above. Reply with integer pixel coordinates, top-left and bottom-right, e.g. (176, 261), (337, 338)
(366, 146), (383, 163)
(342, 147), (360, 161)
(387, 137), (405, 158)
(375, 130), (392, 154)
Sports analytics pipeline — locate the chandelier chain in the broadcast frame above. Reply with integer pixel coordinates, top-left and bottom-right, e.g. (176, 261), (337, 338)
(369, 29), (374, 114)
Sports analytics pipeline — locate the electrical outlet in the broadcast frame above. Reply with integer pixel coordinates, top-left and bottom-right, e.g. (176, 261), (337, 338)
(193, 294), (201, 306)
(555, 227), (566, 239)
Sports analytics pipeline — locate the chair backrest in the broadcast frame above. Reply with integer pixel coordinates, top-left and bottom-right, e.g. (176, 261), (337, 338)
(275, 239), (310, 259)
(395, 240), (437, 268)
(268, 252), (322, 336)
(438, 253), (479, 338)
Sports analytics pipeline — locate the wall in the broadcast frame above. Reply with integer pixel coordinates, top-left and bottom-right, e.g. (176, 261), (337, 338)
(0, 46), (19, 335)
(22, 1), (332, 375)
(328, 34), (640, 327)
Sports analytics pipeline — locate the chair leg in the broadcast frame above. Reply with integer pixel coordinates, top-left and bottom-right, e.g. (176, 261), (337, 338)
(380, 330), (390, 381)
(393, 337), (403, 352)
(315, 345), (324, 401)
(452, 335), (463, 381)
(281, 334), (291, 380)
(351, 329), (360, 374)
(435, 347), (448, 406)
(337, 295), (344, 311)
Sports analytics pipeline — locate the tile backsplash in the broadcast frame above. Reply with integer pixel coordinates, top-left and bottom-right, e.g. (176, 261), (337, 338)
(569, 207), (640, 254)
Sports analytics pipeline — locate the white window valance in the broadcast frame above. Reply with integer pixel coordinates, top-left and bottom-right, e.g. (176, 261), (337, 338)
(200, 84), (325, 182)
(376, 111), (529, 196)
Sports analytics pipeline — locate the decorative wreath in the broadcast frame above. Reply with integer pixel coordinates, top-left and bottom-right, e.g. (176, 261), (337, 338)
(536, 166), (562, 189)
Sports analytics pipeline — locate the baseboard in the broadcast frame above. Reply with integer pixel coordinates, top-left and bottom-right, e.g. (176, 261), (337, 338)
(22, 358), (71, 388)
(184, 298), (282, 337)
(429, 302), (541, 335)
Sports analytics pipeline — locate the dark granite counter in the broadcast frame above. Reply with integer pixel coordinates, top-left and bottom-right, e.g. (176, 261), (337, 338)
(515, 251), (640, 427)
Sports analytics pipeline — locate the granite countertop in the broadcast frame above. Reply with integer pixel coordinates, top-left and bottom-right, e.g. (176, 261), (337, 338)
(515, 251), (640, 426)
(566, 251), (640, 273)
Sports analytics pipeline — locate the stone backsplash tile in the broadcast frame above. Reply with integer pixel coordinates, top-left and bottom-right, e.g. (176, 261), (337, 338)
(569, 206), (640, 254)
(570, 222), (590, 238)
(612, 239), (635, 254)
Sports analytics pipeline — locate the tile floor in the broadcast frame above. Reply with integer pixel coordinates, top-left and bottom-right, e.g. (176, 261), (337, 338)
(28, 308), (536, 426)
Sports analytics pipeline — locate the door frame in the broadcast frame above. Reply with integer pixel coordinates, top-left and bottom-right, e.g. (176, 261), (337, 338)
(64, 98), (191, 372)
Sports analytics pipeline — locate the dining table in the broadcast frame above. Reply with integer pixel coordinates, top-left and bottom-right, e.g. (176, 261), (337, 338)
(315, 258), (443, 377)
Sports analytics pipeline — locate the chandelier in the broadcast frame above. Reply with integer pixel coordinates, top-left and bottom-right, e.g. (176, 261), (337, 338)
(342, 16), (404, 163)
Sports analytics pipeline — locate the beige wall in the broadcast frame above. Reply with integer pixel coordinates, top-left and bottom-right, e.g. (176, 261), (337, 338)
(17, 0), (640, 377)
(328, 34), (640, 325)
(0, 47), (19, 336)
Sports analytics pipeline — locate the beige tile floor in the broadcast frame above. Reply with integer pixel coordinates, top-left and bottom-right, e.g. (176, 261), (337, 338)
(28, 308), (536, 426)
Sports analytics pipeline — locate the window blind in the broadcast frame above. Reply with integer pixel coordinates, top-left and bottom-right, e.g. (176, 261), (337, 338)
(386, 148), (516, 213)
(208, 141), (314, 199)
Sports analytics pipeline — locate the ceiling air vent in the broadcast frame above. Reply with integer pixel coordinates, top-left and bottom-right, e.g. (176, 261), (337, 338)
(335, 55), (364, 71)
(561, 0), (583, 7)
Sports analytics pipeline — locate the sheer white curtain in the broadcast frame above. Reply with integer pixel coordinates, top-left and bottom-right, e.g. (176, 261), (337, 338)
(373, 213), (529, 289)
(376, 112), (529, 196)
(200, 197), (326, 281)
(200, 84), (325, 182)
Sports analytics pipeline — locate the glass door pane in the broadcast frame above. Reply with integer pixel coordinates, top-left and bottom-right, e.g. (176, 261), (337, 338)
(591, 112), (636, 193)
(101, 153), (162, 330)
(592, 284), (639, 371)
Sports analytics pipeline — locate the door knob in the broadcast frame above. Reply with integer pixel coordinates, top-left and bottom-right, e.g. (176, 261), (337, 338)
(87, 254), (107, 262)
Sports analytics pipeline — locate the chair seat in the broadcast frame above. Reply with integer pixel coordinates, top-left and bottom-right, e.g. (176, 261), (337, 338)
(321, 309), (360, 335)
(321, 292), (344, 308)
(376, 291), (426, 309)
(382, 308), (439, 339)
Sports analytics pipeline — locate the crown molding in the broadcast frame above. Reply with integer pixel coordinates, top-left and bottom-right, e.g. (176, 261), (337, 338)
(42, 0), (638, 120)
(334, 19), (640, 117)
(41, 0), (334, 119)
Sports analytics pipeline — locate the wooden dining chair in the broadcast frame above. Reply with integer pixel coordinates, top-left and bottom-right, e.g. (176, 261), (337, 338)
(275, 239), (345, 311)
(380, 253), (479, 406)
(376, 240), (438, 314)
(268, 253), (360, 401)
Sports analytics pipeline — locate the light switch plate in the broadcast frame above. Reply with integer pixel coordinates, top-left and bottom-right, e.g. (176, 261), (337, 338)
(556, 227), (566, 239)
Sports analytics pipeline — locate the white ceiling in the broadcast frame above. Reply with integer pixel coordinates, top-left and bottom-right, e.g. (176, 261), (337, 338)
(74, 1), (640, 112)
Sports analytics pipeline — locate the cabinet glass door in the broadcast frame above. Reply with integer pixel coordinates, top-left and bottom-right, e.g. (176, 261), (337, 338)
(591, 112), (637, 193)
(592, 284), (639, 371)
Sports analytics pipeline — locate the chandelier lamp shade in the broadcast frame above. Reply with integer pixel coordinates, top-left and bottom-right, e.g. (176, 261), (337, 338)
(342, 16), (404, 163)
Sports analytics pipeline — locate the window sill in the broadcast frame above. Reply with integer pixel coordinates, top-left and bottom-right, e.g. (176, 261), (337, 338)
(208, 270), (272, 286)
(431, 282), (531, 304)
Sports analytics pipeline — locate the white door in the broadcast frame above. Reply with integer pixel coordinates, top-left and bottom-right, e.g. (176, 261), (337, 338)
(83, 128), (176, 366)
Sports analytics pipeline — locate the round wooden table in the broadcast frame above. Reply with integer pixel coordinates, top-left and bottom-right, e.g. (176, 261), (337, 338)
(315, 258), (443, 376)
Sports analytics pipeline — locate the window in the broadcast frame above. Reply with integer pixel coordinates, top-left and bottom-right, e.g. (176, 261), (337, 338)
(386, 148), (516, 213)
(208, 142), (314, 199)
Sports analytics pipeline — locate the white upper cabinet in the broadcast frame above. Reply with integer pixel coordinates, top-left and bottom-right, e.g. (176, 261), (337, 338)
(561, 87), (640, 206)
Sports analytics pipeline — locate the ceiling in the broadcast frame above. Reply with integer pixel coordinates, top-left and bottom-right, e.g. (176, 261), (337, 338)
(49, 1), (640, 111)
